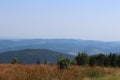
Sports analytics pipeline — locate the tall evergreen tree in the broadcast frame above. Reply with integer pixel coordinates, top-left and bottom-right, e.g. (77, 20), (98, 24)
(89, 55), (97, 66)
(75, 51), (89, 66)
(11, 57), (20, 64)
(111, 53), (117, 67)
(117, 55), (120, 67)
(37, 59), (40, 64)
(104, 56), (110, 67)
(44, 59), (47, 65)
(96, 53), (106, 66)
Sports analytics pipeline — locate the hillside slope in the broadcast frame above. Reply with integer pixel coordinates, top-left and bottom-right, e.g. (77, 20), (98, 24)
(0, 49), (74, 64)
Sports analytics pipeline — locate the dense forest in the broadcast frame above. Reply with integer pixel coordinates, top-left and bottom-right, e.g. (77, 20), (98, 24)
(11, 51), (120, 68)
(75, 52), (120, 67)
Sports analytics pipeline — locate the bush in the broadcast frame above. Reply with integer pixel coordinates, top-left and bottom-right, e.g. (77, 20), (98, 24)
(57, 58), (70, 69)
(11, 57), (20, 64)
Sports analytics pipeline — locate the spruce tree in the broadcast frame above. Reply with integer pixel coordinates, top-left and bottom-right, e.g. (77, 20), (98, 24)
(75, 51), (89, 66)
(11, 57), (20, 64)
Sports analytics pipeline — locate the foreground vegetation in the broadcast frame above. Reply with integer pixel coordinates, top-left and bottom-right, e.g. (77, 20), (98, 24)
(0, 64), (120, 80)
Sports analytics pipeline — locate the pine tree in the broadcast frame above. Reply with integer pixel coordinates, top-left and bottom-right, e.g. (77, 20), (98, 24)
(37, 59), (40, 64)
(96, 53), (106, 66)
(44, 59), (47, 65)
(11, 57), (20, 64)
(111, 54), (117, 67)
(89, 55), (97, 66)
(75, 51), (89, 66)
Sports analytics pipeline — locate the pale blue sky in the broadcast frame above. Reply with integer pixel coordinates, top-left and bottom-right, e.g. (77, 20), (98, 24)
(0, 0), (120, 41)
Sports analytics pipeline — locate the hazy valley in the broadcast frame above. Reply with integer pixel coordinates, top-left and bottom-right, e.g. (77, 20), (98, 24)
(1, 39), (120, 55)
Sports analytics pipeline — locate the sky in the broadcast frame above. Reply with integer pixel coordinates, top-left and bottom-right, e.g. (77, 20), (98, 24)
(0, 0), (120, 41)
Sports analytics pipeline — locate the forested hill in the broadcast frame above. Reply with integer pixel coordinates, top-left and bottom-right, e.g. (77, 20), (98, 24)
(1, 39), (120, 55)
(0, 49), (74, 64)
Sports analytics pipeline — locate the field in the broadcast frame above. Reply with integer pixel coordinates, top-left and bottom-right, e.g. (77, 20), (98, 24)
(0, 64), (120, 80)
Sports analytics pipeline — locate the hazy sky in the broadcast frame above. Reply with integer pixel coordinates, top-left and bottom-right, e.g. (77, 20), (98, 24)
(0, 0), (120, 41)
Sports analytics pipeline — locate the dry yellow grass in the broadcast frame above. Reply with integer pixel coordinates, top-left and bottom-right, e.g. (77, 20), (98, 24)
(0, 64), (119, 80)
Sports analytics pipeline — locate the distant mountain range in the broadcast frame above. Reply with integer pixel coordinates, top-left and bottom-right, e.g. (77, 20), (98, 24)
(0, 39), (120, 55)
(0, 49), (74, 64)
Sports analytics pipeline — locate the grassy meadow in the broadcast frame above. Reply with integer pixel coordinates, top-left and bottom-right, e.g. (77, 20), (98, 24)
(0, 64), (119, 80)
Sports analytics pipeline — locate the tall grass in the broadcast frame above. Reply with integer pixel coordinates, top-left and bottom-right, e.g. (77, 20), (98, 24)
(0, 64), (119, 80)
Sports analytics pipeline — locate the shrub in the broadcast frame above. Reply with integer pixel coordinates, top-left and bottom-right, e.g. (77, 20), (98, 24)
(11, 57), (20, 64)
(57, 58), (70, 69)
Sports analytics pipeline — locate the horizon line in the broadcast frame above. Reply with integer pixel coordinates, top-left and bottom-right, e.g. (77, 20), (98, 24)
(0, 38), (120, 42)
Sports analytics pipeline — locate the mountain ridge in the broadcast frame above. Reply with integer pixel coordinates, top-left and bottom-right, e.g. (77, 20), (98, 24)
(0, 39), (120, 55)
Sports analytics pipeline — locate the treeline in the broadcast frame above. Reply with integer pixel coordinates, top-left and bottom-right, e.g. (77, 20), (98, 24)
(10, 52), (120, 69)
(75, 52), (120, 67)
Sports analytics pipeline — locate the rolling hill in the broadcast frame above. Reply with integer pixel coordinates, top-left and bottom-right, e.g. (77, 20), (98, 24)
(0, 39), (120, 55)
(0, 49), (74, 64)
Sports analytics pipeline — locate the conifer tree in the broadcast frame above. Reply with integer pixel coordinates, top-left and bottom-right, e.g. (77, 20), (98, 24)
(75, 51), (89, 66)
(11, 57), (20, 64)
